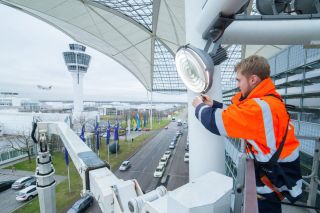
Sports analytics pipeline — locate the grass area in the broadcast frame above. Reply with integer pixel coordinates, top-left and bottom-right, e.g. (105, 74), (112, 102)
(10, 131), (155, 213)
(148, 118), (170, 130)
(100, 114), (170, 131)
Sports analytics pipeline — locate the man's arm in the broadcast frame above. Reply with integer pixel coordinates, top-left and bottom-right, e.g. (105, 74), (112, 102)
(193, 97), (263, 139)
(193, 97), (225, 136)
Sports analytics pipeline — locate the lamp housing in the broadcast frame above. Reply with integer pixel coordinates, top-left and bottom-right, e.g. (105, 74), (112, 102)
(175, 45), (214, 93)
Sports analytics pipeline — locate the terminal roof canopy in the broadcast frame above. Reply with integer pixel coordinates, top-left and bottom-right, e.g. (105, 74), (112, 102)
(2, 0), (186, 93)
(1, 0), (289, 93)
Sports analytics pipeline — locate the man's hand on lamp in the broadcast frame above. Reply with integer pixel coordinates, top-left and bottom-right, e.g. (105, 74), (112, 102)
(201, 94), (213, 107)
(192, 96), (203, 108)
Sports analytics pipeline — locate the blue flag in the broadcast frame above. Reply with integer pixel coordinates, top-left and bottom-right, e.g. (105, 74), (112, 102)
(95, 118), (100, 150)
(143, 111), (147, 127)
(114, 121), (119, 141)
(106, 120), (111, 145)
(80, 124), (86, 142)
(136, 112), (141, 129)
(64, 147), (69, 166)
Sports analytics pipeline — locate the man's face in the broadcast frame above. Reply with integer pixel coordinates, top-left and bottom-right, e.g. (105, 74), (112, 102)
(236, 71), (255, 98)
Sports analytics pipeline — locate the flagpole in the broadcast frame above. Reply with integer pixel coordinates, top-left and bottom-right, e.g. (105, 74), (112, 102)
(67, 165), (71, 193)
(64, 148), (71, 193)
(97, 133), (100, 157)
(108, 144), (110, 163)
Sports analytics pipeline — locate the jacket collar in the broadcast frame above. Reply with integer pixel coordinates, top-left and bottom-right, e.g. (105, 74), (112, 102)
(231, 78), (281, 105)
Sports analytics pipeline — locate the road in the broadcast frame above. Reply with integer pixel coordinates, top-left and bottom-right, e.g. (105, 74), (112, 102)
(114, 111), (189, 192)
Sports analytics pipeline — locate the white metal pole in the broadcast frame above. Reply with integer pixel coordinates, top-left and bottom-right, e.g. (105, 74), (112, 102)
(108, 144), (110, 163)
(116, 125), (118, 157)
(150, 92), (153, 130)
(186, 0), (226, 181)
(128, 117), (131, 136)
(67, 165), (71, 193)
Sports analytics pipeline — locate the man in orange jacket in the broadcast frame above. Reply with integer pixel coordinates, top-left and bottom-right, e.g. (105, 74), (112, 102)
(192, 55), (302, 213)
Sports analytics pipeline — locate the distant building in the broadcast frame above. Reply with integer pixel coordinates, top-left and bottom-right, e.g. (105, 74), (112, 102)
(0, 92), (20, 108)
(99, 105), (118, 116)
(0, 98), (13, 107)
(20, 100), (41, 112)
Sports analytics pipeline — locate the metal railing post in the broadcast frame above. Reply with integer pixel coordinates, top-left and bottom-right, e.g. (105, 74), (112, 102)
(234, 153), (247, 213)
(243, 159), (259, 213)
(307, 137), (320, 209)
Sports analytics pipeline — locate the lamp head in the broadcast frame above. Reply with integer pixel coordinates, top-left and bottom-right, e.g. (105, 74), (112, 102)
(175, 45), (214, 93)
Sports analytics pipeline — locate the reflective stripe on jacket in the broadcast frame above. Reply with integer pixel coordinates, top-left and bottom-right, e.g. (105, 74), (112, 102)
(195, 78), (302, 201)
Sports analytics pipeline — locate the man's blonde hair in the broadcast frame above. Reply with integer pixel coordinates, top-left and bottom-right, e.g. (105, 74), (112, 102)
(235, 55), (270, 80)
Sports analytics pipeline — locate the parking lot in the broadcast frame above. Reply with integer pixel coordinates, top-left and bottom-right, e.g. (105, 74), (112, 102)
(0, 169), (65, 213)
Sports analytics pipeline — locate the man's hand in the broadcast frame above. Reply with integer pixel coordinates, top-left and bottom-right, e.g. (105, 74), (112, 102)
(192, 96), (203, 108)
(201, 94), (214, 107)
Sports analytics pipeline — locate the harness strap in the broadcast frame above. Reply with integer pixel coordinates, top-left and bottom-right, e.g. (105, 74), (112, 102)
(260, 173), (285, 200)
(246, 141), (286, 200)
(262, 94), (290, 168)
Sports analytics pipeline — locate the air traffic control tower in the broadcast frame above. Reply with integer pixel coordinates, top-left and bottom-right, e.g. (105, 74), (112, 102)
(63, 44), (91, 117)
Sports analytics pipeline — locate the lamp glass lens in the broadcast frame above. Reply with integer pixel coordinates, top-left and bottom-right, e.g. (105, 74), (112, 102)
(175, 48), (207, 93)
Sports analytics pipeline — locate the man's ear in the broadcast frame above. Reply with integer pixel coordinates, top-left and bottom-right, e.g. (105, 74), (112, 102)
(251, 75), (261, 86)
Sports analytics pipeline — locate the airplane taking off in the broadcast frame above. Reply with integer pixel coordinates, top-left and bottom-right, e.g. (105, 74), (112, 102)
(37, 85), (52, 90)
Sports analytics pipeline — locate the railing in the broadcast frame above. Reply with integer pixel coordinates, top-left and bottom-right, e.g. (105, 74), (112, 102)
(298, 136), (320, 211)
(243, 159), (258, 213)
(293, 120), (320, 155)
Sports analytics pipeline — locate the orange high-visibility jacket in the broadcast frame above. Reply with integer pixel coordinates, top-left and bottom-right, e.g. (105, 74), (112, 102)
(195, 78), (302, 201)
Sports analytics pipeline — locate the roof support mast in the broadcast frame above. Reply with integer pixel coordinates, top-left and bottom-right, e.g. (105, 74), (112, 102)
(186, 0), (249, 180)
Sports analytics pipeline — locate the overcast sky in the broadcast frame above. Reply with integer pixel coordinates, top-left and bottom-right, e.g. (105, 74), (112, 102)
(0, 5), (187, 102)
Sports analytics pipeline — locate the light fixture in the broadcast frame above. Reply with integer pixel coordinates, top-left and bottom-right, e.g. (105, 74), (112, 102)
(175, 45), (214, 93)
(294, 0), (320, 14)
(256, 0), (292, 15)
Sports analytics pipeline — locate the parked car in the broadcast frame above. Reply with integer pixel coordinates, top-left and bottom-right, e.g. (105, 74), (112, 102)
(176, 130), (182, 136)
(119, 161), (131, 171)
(12, 176), (35, 190)
(154, 165), (165, 178)
(16, 185), (38, 201)
(159, 156), (168, 167)
(185, 143), (189, 151)
(163, 150), (171, 159)
(184, 152), (189, 163)
(67, 194), (93, 213)
(24, 179), (37, 188)
(0, 180), (15, 192)
(169, 144), (175, 149)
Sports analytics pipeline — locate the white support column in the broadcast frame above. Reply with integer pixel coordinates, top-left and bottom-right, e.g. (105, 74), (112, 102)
(36, 150), (56, 213)
(150, 92), (153, 130)
(71, 72), (84, 118)
(186, 0), (226, 181)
